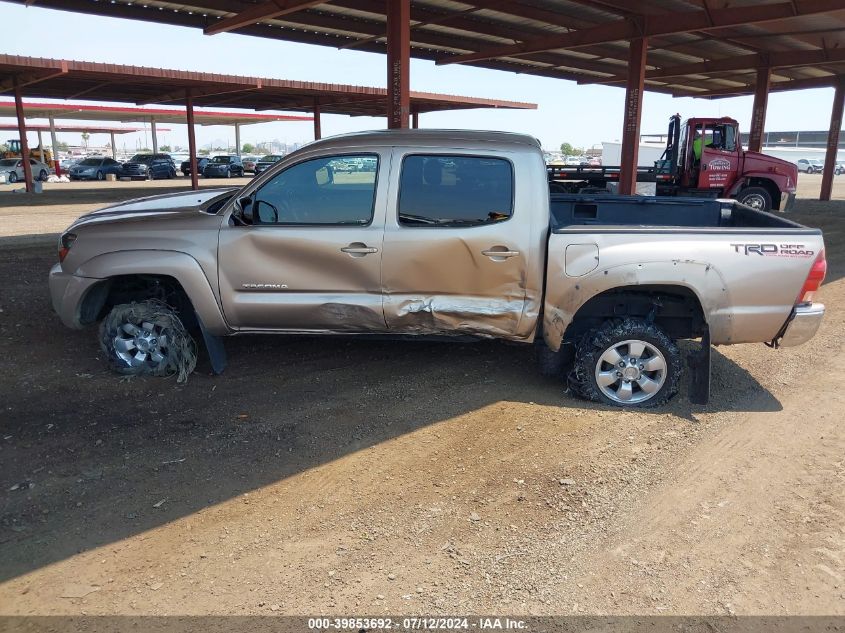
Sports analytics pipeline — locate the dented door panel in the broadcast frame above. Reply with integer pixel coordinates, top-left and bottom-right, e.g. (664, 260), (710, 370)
(381, 146), (546, 340)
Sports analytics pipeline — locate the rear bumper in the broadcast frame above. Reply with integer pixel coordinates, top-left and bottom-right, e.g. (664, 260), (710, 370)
(782, 192), (796, 212)
(774, 302), (824, 347)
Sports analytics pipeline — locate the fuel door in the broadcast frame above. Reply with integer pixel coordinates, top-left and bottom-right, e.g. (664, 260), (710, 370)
(565, 243), (599, 277)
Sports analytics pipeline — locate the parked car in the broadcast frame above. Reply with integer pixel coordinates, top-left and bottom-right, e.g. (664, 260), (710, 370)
(49, 130), (826, 407)
(180, 157), (209, 177)
(796, 158), (824, 174)
(242, 156), (259, 174)
(564, 155), (583, 166)
(59, 158), (79, 172)
(68, 157), (122, 181)
(0, 157), (51, 183)
(254, 154), (284, 175)
(119, 154), (177, 180)
(835, 161), (844, 176)
(203, 155), (244, 178)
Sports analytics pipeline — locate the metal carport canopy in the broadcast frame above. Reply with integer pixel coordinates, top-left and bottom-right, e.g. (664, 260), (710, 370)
(0, 54), (536, 117)
(8, 1), (844, 98)
(12, 0), (845, 200)
(0, 53), (535, 191)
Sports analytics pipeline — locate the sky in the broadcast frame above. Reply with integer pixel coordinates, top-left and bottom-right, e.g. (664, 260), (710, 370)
(1, 3), (839, 154)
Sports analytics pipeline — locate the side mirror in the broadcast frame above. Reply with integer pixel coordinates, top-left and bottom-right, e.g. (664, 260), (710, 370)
(235, 196), (254, 224)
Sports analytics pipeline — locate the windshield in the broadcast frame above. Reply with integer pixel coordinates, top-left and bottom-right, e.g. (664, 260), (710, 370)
(79, 158), (102, 166)
(210, 156), (231, 164)
(129, 154), (153, 164)
(0, 159), (18, 167)
(260, 155), (282, 162)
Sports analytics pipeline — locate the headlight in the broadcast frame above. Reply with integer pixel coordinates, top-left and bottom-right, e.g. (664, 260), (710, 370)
(59, 232), (77, 262)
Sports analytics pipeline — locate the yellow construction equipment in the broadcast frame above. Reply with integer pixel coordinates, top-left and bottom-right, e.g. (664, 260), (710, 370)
(3, 139), (53, 164)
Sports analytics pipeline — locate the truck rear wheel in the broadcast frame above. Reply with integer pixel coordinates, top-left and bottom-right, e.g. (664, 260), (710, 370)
(99, 300), (198, 382)
(569, 318), (681, 408)
(737, 186), (772, 212)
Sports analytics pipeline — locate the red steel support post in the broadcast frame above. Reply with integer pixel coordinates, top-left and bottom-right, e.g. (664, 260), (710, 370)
(313, 98), (321, 140)
(386, 0), (410, 129)
(820, 79), (845, 201)
(13, 77), (33, 192)
(619, 37), (647, 195)
(412, 111), (419, 129)
(186, 89), (199, 191)
(748, 67), (771, 153)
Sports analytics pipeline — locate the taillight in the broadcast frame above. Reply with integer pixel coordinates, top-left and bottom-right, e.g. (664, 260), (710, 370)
(58, 232), (77, 263)
(797, 249), (826, 304)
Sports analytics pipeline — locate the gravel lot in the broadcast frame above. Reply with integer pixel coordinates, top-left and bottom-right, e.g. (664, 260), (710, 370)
(0, 181), (843, 617)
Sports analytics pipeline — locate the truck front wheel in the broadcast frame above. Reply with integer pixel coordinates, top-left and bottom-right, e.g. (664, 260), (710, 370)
(569, 318), (681, 408)
(99, 300), (198, 382)
(737, 186), (772, 211)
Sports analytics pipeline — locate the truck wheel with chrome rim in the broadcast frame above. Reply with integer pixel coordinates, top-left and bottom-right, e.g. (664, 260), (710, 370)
(569, 318), (681, 408)
(737, 186), (772, 212)
(99, 300), (197, 382)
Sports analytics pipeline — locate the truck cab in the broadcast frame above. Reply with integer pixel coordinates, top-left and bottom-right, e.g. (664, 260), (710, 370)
(663, 115), (797, 211)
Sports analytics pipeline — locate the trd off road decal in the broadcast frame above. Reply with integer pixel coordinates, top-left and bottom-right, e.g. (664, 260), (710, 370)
(731, 243), (816, 257)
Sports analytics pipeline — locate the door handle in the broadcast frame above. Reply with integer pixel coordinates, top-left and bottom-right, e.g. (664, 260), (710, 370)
(341, 243), (378, 257)
(482, 248), (520, 259)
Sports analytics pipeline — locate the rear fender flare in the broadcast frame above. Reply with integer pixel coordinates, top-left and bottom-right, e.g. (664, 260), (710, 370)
(542, 260), (730, 351)
(75, 250), (229, 335)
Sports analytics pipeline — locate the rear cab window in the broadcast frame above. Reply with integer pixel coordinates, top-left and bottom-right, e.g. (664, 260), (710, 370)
(398, 155), (514, 227)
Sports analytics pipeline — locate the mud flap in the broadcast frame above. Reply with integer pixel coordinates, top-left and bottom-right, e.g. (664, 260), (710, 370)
(197, 315), (227, 375)
(687, 327), (711, 405)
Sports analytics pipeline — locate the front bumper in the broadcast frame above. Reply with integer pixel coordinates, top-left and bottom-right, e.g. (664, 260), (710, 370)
(782, 191), (796, 212)
(774, 302), (825, 347)
(49, 263), (104, 329)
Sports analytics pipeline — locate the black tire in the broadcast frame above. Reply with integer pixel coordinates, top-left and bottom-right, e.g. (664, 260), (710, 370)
(96, 170), (104, 181)
(736, 186), (772, 212)
(99, 300), (198, 382)
(568, 318), (682, 408)
(38, 170), (48, 182)
(8, 171), (17, 183)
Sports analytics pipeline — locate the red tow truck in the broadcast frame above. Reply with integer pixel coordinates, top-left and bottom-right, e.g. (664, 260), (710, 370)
(548, 115), (797, 212)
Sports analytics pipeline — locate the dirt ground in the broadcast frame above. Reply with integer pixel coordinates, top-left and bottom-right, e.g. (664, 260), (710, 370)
(0, 185), (843, 617)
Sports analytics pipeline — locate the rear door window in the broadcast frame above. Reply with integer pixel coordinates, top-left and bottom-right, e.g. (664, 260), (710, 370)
(398, 155), (513, 227)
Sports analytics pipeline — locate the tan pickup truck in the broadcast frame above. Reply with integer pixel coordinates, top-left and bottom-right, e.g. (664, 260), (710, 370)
(49, 130), (826, 407)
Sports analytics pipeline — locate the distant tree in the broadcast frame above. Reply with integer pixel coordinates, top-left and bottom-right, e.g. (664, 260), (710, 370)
(160, 144), (172, 152)
(560, 142), (574, 156)
(241, 142), (255, 154)
(213, 146), (224, 151)
(81, 131), (90, 148)
(56, 141), (70, 151)
(198, 148), (210, 156)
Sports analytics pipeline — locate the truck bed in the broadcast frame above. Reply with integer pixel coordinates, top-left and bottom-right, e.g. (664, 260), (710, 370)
(549, 194), (811, 232)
